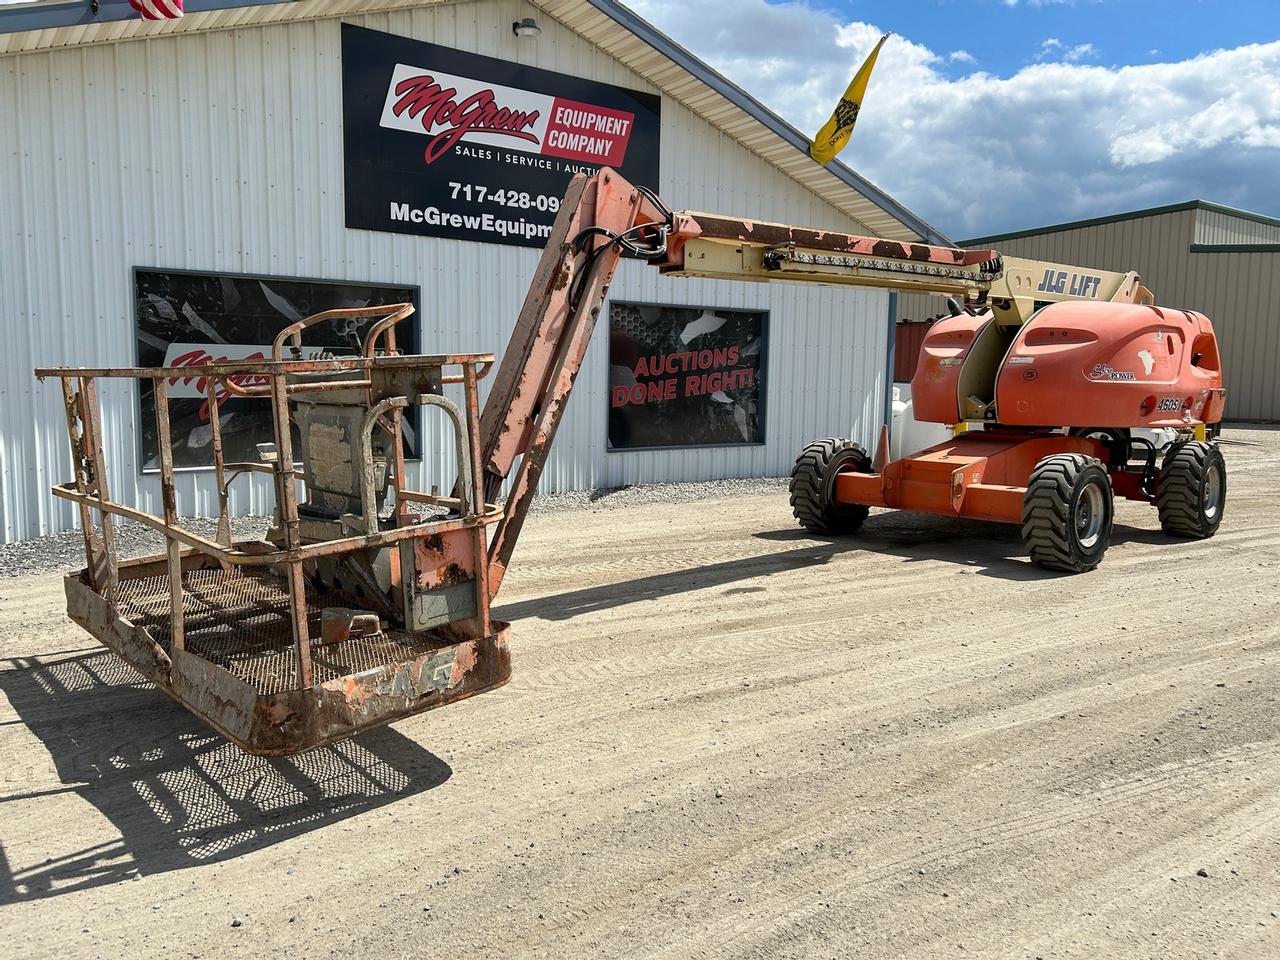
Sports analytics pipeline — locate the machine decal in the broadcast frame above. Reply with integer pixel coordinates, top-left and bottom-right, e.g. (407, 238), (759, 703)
(342, 25), (661, 247)
(1036, 268), (1103, 299)
(1138, 349), (1156, 375)
(1157, 397), (1184, 412)
(1088, 362), (1137, 381)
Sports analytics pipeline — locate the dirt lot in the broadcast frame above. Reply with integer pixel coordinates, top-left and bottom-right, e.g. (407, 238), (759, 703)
(2, 427), (1278, 959)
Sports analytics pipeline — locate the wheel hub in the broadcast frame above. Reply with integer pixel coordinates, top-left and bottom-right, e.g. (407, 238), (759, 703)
(1204, 462), (1224, 520)
(1075, 482), (1106, 548)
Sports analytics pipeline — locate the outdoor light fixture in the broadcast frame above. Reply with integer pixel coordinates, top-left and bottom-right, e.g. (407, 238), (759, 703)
(512, 17), (542, 38)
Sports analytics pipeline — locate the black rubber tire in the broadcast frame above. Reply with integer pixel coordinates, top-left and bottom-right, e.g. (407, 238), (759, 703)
(1157, 441), (1226, 538)
(790, 438), (872, 535)
(1021, 454), (1115, 572)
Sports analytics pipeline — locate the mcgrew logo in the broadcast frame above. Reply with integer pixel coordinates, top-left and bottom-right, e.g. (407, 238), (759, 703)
(390, 74), (541, 164)
(379, 63), (636, 167)
(390, 202), (552, 240)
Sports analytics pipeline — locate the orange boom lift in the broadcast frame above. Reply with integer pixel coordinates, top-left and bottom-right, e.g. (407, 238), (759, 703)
(38, 169), (1225, 753)
(650, 187), (1226, 573)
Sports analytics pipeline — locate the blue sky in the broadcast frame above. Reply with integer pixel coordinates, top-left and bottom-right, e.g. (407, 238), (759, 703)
(854, 0), (1280, 78)
(631, 0), (1280, 239)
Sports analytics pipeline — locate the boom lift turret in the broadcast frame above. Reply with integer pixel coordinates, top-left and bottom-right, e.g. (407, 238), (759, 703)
(39, 168), (1225, 754)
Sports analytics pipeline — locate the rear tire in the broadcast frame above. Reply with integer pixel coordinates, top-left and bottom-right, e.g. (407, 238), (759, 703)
(1021, 454), (1114, 572)
(790, 438), (871, 535)
(1157, 441), (1225, 538)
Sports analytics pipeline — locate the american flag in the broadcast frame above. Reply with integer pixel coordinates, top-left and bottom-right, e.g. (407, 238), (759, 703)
(128, 0), (184, 19)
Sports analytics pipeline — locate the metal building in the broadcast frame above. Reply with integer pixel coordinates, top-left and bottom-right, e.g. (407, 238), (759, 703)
(0, 0), (948, 544)
(898, 200), (1280, 421)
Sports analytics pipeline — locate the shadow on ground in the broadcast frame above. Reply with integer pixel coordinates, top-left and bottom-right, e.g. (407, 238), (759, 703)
(757, 511), (1174, 579)
(495, 538), (859, 622)
(497, 511), (1178, 622)
(0, 650), (450, 903)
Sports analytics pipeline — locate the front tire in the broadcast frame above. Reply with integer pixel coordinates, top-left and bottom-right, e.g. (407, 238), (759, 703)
(1157, 441), (1226, 538)
(1021, 454), (1114, 572)
(790, 438), (871, 535)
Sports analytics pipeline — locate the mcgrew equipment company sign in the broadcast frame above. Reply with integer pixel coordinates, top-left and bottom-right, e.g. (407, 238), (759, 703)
(341, 24), (661, 247)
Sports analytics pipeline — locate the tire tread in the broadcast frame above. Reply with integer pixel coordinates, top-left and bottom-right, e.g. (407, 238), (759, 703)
(1021, 453), (1112, 573)
(789, 438), (871, 535)
(1157, 441), (1224, 538)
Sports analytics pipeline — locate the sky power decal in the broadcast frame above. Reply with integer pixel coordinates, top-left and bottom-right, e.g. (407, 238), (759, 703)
(343, 25), (660, 247)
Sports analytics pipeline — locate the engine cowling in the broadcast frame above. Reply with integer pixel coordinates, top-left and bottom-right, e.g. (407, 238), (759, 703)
(995, 302), (1225, 428)
(909, 302), (1226, 428)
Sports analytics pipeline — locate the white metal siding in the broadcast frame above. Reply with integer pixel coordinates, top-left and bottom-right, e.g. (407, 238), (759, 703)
(0, 0), (888, 542)
(0, 0), (444, 55)
(0, 0), (936, 245)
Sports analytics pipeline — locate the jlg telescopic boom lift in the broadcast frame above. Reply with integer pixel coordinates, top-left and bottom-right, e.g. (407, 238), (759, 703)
(39, 168), (1225, 754)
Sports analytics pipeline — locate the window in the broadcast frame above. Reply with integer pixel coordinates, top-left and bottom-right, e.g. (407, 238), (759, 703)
(607, 302), (767, 450)
(134, 268), (419, 469)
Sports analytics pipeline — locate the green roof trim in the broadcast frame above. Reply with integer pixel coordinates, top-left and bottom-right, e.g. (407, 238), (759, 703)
(961, 199), (1280, 246)
(1189, 242), (1280, 254)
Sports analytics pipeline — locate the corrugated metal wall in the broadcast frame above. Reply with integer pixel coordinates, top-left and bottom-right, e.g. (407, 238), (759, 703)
(893, 321), (934, 381)
(1194, 208), (1280, 245)
(0, 0), (890, 543)
(892, 207), (1278, 422)
(1178, 247), (1280, 422)
(968, 209), (1200, 300)
(895, 291), (951, 341)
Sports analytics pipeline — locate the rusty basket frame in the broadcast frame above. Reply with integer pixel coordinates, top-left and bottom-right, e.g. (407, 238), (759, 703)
(35, 169), (691, 757)
(36, 305), (512, 756)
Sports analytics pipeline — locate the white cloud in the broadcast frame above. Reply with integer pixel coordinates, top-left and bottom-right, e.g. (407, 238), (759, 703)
(629, 0), (1280, 237)
(1063, 42), (1096, 62)
(948, 50), (977, 65)
(1038, 37), (1096, 62)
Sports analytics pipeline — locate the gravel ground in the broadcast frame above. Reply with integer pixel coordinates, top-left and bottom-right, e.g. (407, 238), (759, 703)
(0, 476), (790, 578)
(3, 426), (1277, 960)
(0, 516), (273, 580)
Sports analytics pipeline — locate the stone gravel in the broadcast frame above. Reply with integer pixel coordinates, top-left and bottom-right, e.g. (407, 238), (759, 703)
(0, 516), (272, 580)
(0, 476), (790, 578)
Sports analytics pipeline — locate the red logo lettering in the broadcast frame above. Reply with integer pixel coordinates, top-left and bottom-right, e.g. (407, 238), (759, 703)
(391, 75), (540, 163)
(167, 348), (271, 419)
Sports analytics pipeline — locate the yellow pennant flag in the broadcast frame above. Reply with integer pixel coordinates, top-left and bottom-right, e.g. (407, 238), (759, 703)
(810, 33), (889, 165)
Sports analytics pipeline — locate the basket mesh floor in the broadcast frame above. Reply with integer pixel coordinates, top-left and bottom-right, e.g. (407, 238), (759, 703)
(112, 567), (446, 695)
